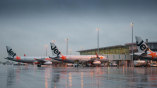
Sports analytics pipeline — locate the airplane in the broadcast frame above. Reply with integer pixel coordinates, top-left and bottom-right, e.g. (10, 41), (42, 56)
(49, 42), (108, 66)
(135, 36), (157, 60)
(5, 46), (52, 67)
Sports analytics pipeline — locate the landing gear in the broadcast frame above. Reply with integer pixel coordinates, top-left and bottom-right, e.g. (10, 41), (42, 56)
(74, 60), (79, 67)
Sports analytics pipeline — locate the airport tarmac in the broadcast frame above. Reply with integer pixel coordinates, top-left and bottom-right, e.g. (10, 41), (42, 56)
(0, 65), (157, 88)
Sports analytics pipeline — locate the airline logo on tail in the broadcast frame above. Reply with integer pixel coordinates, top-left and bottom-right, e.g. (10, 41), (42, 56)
(50, 42), (61, 57)
(6, 46), (16, 57)
(135, 36), (148, 53)
(50, 42), (67, 60)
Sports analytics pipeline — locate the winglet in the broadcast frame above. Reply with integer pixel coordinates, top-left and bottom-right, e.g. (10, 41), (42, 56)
(95, 52), (100, 59)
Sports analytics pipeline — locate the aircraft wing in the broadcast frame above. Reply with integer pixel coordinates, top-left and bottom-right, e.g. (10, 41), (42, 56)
(35, 58), (46, 62)
(49, 56), (74, 63)
(35, 58), (53, 65)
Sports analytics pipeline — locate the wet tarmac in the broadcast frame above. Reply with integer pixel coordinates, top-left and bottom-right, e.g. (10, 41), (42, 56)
(0, 65), (157, 88)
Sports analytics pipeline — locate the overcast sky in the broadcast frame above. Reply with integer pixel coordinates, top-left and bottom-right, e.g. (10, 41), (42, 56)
(0, 0), (157, 61)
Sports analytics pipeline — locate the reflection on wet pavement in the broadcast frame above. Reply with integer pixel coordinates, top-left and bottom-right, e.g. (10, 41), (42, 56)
(0, 65), (157, 88)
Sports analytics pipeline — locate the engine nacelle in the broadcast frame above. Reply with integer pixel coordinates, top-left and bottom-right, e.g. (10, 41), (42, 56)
(93, 60), (101, 65)
(43, 61), (52, 65)
(134, 60), (146, 67)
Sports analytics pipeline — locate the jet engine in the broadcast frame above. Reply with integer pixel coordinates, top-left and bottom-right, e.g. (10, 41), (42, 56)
(43, 61), (52, 65)
(93, 60), (101, 65)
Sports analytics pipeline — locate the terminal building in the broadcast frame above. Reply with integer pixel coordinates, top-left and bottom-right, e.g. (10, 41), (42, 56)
(78, 39), (157, 66)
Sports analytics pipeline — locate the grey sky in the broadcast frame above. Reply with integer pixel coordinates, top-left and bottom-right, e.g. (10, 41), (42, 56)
(0, 0), (157, 61)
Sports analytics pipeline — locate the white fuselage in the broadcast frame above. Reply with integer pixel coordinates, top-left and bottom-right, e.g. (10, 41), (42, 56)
(54, 55), (107, 63)
(65, 55), (97, 61)
(7, 56), (52, 64)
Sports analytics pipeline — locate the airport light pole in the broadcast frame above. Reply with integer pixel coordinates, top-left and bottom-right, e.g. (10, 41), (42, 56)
(96, 28), (99, 55)
(44, 44), (48, 56)
(131, 22), (134, 67)
(65, 38), (68, 55)
(69, 49), (72, 55)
